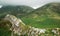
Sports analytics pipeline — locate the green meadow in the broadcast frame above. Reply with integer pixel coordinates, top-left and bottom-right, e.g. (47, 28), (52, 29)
(21, 16), (60, 28)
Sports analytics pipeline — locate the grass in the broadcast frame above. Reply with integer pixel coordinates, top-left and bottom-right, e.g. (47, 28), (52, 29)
(0, 28), (11, 36)
(21, 16), (60, 28)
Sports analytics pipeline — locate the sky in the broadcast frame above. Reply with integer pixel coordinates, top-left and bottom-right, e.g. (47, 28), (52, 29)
(0, 0), (60, 9)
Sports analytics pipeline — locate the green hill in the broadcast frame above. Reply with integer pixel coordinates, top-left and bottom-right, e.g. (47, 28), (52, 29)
(27, 3), (60, 17)
(0, 3), (60, 36)
(0, 3), (60, 29)
(0, 6), (34, 18)
(21, 3), (60, 28)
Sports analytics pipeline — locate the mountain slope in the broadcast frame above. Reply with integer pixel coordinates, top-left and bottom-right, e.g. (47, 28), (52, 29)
(0, 14), (60, 36)
(27, 3), (60, 17)
(21, 3), (60, 28)
(0, 3), (60, 28)
(0, 6), (34, 18)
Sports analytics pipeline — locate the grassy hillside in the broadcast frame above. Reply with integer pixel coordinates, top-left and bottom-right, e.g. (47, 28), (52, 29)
(21, 3), (60, 28)
(0, 15), (60, 36)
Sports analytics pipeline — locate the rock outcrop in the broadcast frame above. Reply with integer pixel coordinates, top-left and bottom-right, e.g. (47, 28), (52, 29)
(3, 14), (47, 36)
(3, 14), (60, 36)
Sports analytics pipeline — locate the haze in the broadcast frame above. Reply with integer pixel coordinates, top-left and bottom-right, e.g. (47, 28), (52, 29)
(0, 0), (60, 9)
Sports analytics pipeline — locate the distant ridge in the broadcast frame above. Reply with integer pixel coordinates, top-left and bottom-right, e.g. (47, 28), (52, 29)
(0, 5), (34, 18)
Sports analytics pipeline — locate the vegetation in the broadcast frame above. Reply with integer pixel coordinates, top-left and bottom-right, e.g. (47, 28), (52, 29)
(0, 20), (12, 36)
(21, 3), (60, 28)
(0, 3), (60, 36)
(22, 16), (60, 28)
(0, 6), (34, 18)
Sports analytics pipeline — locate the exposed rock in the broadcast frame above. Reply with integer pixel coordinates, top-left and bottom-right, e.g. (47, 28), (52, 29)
(3, 14), (60, 36)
